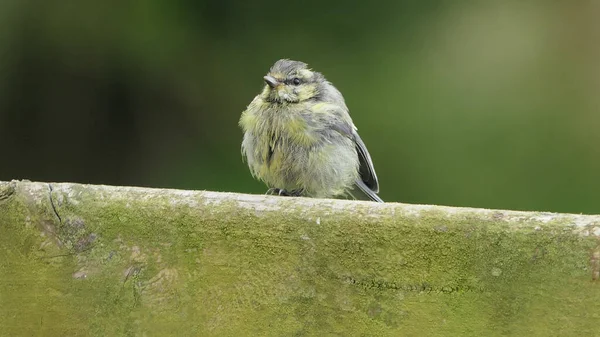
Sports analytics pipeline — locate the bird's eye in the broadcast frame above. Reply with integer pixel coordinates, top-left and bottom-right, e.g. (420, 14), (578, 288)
(292, 77), (301, 85)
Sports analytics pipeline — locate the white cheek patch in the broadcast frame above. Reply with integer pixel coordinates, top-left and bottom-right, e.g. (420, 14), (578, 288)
(277, 89), (290, 101)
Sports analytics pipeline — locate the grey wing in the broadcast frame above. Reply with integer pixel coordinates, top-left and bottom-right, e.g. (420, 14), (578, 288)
(354, 132), (379, 193)
(330, 118), (382, 202)
(353, 132), (383, 202)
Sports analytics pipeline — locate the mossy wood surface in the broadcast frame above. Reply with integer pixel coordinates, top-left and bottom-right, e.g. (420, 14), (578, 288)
(1, 180), (599, 336)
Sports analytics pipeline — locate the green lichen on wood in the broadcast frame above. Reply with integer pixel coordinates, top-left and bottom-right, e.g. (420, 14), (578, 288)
(1, 180), (599, 336)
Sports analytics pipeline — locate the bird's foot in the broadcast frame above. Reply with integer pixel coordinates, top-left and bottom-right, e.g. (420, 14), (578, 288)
(266, 188), (288, 196)
(266, 188), (282, 195)
(266, 188), (304, 197)
(289, 188), (304, 197)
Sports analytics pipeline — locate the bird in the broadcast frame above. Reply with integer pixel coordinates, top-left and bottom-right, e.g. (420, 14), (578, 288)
(239, 59), (382, 202)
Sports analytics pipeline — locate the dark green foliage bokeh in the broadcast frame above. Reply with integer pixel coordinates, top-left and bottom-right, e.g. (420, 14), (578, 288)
(0, 1), (598, 213)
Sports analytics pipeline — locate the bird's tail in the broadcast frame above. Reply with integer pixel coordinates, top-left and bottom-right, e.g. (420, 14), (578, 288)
(351, 179), (384, 203)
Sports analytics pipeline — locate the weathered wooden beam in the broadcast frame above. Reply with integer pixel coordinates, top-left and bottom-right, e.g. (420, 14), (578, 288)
(1, 180), (599, 336)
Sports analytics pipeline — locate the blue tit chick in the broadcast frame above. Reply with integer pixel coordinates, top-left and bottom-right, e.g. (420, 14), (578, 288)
(239, 59), (383, 202)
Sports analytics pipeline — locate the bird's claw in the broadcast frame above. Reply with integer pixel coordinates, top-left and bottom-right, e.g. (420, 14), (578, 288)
(265, 188), (304, 197)
(289, 189), (304, 197)
(266, 188), (282, 195)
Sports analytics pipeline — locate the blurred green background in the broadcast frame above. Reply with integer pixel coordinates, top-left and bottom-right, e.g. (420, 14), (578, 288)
(0, 1), (598, 214)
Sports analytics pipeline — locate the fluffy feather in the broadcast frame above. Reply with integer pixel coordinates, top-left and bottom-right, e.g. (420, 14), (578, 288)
(239, 59), (383, 202)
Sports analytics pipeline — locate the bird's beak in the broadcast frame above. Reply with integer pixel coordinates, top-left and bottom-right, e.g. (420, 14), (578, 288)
(263, 75), (279, 88)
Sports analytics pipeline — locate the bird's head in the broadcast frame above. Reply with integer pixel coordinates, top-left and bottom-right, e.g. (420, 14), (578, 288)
(260, 59), (325, 104)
